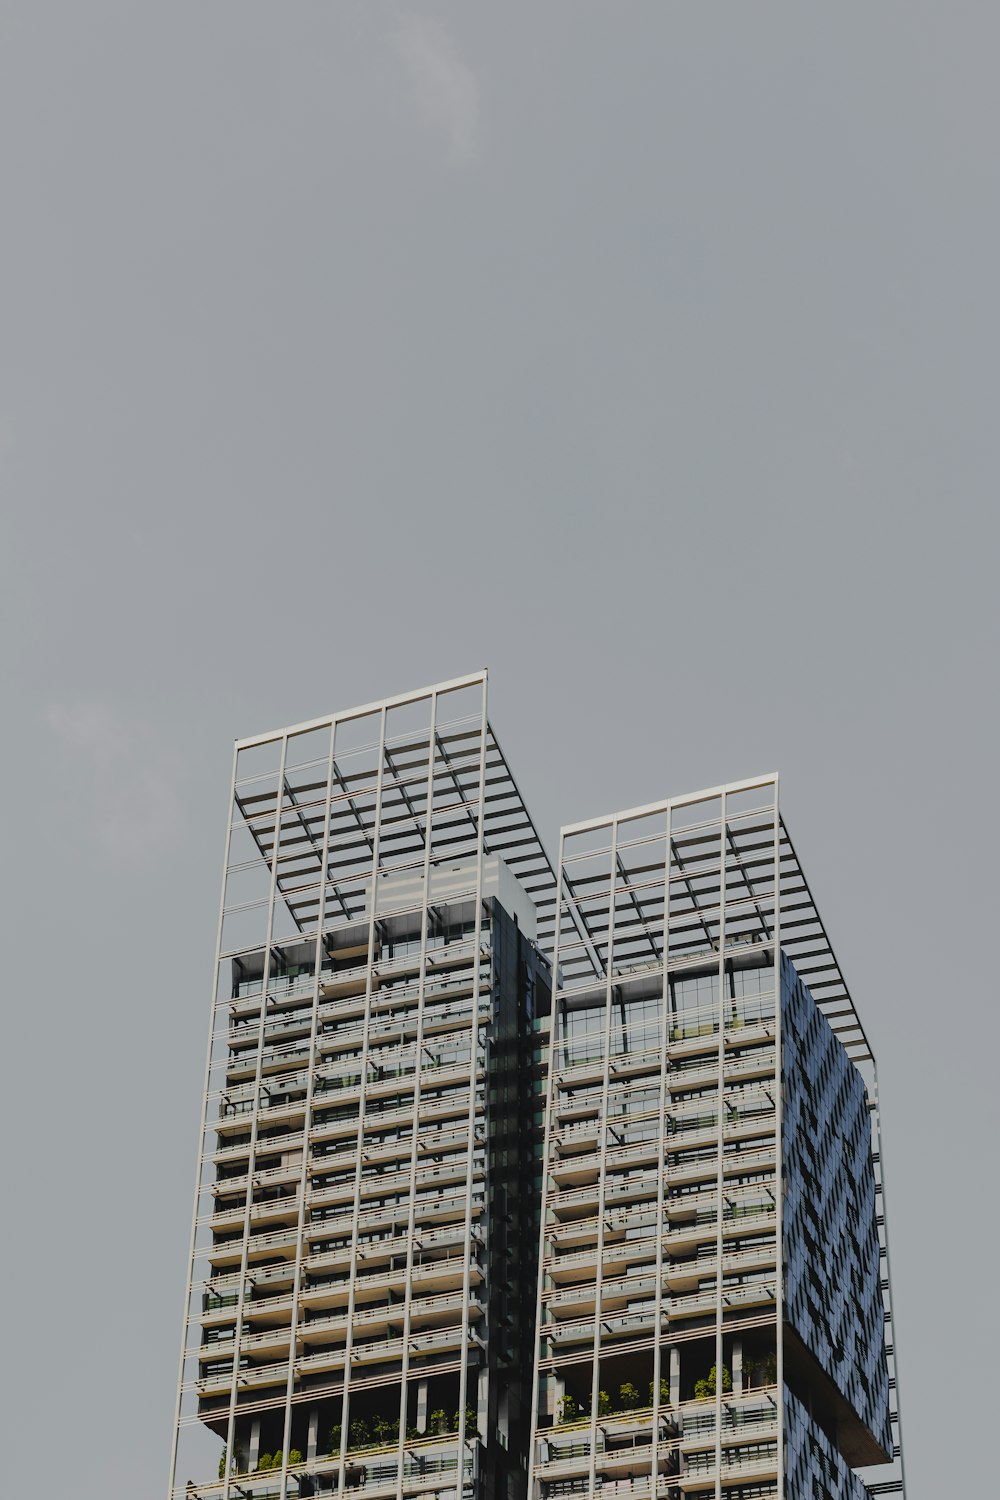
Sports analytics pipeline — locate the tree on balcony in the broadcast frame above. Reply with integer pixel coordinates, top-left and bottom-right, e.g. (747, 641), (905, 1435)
(558, 1393), (580, 1422)
(694, 1364), (732, 1400)
(453, 1405), (479, 1438)
(215, 1440), (242, 1476)
(372, 1414), (399, 1445)
(746, 1351), (777, 1387)
(348, 1418), (370, 1449)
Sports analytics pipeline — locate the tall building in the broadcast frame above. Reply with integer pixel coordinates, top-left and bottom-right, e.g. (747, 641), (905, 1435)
(528, 778), (905, 1500)
(169, 674), (905, 1500)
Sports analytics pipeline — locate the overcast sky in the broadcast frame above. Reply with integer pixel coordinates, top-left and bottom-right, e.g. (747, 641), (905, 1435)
(2, 5), (996, 1495)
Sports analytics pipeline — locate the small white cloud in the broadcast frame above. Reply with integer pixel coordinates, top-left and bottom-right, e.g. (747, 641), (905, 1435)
(46, 701), (187, 866)
(394, 13), (479, 162)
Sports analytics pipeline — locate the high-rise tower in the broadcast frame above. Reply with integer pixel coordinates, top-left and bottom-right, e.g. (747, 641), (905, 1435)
(170, 674), (555, 1500)
(528, 776), (904, 1500)
(170, 684), (905, 1500)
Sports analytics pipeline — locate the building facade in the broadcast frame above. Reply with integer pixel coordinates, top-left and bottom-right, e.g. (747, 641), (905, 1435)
(169, 674), (905, 1500)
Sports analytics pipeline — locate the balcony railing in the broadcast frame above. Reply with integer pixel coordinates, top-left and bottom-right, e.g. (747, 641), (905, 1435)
(539, 1280), (778, 1350)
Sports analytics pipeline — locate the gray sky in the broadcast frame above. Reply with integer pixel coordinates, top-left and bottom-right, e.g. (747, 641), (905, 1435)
(2, 5), (996, 1494)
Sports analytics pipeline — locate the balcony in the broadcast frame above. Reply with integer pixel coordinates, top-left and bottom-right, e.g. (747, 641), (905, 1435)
(545, 1202), (775, 1283)
(309, 1087), (473, 1147)
(677, 1444), (778, 1491)
(283, 1251), (472, 1315)
(295, 1287), (483, 1347)
(307, 1155), (482, 1216)
(310, 1185), (485, 1240)
(543, 1172), (776, 1265)
(678, 1393), (778, 1451)
(548, 1104), (775, 1198)
(305, 1219), (475, 1277)
(318, 935), (490, 1005)
(533, 1395), (779, 1500)
(543, 1246), (777, 1324)
(201, 1285), (483, 1370)
(540, 1277), (777, 1351)
(172, 1433), (473, 1500)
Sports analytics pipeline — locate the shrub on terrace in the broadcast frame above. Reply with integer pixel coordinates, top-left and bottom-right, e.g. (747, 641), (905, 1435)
(694, 1364), (732, 1400)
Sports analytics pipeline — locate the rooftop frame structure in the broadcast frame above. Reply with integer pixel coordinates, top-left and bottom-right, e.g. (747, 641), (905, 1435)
(231, 673), (558, 956)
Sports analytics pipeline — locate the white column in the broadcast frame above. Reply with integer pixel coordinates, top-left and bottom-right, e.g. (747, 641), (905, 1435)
(477, 1364), (489, 1438)
(248, 1418), (261, 1472)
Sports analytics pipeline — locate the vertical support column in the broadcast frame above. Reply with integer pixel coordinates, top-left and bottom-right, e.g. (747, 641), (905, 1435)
(338, 707), (389, 1495)
(307, 1410), (319, 1466)
(224, 735), (290, 1500)
(669, 1346), (681, 1407)
(249, 1417), (262, 1472)
(527, 828), (568, 1478)
(870, 1064), (909, 1500)
(457, 679), (490, 1498)
(395, 691), (438, 1498)
(732, 1339), (743, 1398)
(586, 816), (619, 1500)
(772, 778), (785, 1495)
(714, 790), (728, 1500)
(477, 1365), (489, 1441)
(279, 723), (337, 1493)
(168, 741), (237, 1500)
(416, 1379), (429, 1435)
(650, 806), (673, 1496)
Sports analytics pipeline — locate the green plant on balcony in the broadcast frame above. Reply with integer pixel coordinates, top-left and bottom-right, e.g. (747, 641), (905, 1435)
(694, 1364), (732, 1400)
(256, 1453), (272, 1471)
(618, 1382), (640, 1411)
(348, 1419), (370, 1450)
(648, 1377), (669, 1406)
(430, 1408), (448, 1436)
(328, 1424), (342, 1454)
(597, 1390), (611, 1417)
(558, 1393), (580, 1422)
(453, 1405), (479, 1438)
(373, 1414), (398, 1445)
(288, 1449), (303, 1466)
(746, 1352), (777, 1387)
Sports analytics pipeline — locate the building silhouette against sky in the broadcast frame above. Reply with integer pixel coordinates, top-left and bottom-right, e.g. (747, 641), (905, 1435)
(169, 671), (905, 1500)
